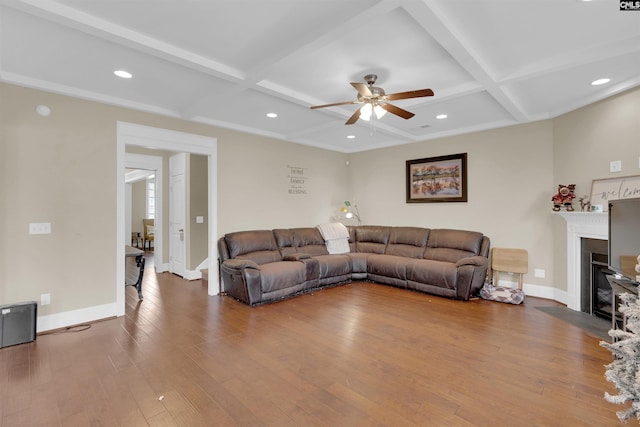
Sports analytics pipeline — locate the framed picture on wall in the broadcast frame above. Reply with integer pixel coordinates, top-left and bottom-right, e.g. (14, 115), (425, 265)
(406, 153), (467, 203)
(590, 175), (640, 212)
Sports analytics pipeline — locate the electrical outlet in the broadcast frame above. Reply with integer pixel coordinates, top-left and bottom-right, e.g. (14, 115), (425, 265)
(534, 269), (545, 278)
(40, 293), (51, 305)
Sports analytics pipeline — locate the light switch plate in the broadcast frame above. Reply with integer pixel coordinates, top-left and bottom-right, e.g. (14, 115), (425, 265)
(29, 222), (51, 234)
(610, 160), (622, 172)
(196, 216), (204, 224)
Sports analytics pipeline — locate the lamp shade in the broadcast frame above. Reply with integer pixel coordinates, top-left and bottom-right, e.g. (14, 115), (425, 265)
(360, 103), (372, 121)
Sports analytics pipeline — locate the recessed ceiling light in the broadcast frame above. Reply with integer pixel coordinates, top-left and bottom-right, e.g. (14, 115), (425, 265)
(266, 112), (278, 118)
(436, 114), (448, 119)
(591, 78), (611, 86)
(347, 135), (355, 139)
(114, 70), (133, 79)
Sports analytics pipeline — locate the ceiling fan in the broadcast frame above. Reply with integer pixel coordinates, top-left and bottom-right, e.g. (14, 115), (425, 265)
(310, 74), (434, 125)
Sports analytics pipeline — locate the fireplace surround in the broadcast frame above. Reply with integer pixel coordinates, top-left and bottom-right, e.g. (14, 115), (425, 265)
(559, 212), (608, 312)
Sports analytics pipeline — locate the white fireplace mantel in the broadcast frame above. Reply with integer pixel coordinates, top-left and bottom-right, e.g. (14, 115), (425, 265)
(559, 212), (608, 311)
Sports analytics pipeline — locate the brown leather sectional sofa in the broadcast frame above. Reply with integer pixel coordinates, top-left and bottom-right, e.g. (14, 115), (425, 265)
(218, 225), (490, 306)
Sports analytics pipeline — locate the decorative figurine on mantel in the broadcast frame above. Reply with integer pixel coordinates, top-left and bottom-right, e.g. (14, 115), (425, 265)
(578, 195), (592, 212)
(551, 184), (576, 211)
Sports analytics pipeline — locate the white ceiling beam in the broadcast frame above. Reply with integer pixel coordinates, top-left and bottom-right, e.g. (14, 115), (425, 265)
(4, 0), (244, 81)
(406, 0), (529, 122)
(180, 0), (401, 120)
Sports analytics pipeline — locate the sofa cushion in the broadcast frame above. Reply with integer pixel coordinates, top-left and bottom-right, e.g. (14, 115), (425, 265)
(313, 254), (352, 279)
(273, 228), (295, 256)
(385, 227), (430, 259)
(406, 259), (458, 290)
(348, 252), (370, 275)
(368, 254), (409, 280)
(274, 228), (329, 257)
(258, 261), (308, 293)
(424, 229), (484, 263)
(225, 230), (281, 265)
(354, 226), (390, 254)
(294, 228), (331, 256)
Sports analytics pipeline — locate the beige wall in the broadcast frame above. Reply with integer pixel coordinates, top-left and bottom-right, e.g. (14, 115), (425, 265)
(0, 82), (348, 321)
(188, 154), (208, 270)
(552, 88), (640, 291)
(349, 121), (556, 290)
(1, 80), (638, 325)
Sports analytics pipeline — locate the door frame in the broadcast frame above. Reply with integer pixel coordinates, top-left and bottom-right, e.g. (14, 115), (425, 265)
(125, 153), (163, 271)
(169, 152), (186, 277)
(116, 122), (218, 317)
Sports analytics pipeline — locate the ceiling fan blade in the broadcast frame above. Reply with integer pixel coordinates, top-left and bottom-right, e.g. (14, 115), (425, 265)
(380, 103), (415, 119)
(386, 88), (434, 101)
(351, 82), (372, 98)
(345, 108), (361, 125)
(310, 100), (359, 109)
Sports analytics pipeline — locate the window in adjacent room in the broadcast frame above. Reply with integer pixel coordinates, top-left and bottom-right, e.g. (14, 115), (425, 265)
(146, 176), (155, 219)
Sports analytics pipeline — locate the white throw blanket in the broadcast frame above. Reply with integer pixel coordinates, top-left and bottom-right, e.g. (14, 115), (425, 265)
(316, 222), (350, 254)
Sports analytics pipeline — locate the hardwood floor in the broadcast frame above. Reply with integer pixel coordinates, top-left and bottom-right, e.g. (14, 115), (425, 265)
(0, 256), (622, 426)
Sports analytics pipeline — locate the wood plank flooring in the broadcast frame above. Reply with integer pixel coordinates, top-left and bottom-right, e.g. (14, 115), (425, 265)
(0, 255), (623, 426)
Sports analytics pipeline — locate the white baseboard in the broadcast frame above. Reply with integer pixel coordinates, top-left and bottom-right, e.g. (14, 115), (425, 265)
(524, 284), (568, 305)
(156, 261), (205, 280)
(37, 302), (118, 333)
(183, 268), (202, 280)
(156, 262), (169, 273)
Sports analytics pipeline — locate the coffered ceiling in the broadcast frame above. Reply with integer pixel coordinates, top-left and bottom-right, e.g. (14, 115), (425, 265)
(1, 0), (639, 153)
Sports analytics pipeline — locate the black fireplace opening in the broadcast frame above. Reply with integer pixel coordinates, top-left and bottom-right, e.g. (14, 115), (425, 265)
(581, 238), (615, 320)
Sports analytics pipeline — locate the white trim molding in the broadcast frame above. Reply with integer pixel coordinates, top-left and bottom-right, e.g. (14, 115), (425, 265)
(38, 303), (117, 333)
(558, 212), (608, 311)
(117, 122), (218, 318)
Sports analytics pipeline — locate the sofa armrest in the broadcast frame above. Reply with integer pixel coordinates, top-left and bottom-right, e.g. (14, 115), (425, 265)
(455, 256), (488, 268)
(220, 259), (262, 305)
(455, 256), (489, 300)
(283, 253), (311, 261)
(282, 253), (318, 280)
(222, 259), (260, 271)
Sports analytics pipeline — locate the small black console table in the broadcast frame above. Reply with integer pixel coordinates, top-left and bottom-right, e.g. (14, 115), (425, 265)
(125, 245), (145, 300)
(607, 275), (638, 340)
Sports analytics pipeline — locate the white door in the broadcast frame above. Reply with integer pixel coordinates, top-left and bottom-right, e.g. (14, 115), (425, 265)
(170, 153), (186, 277)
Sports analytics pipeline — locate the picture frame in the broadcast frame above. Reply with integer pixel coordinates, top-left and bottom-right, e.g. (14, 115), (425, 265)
(590, 175), (640, 212)
(406, 153), (467, 203)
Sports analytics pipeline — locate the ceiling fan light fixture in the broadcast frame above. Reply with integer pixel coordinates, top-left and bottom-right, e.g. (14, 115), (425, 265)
(360, 103), (373, 121)
(360, 103), (386, 122)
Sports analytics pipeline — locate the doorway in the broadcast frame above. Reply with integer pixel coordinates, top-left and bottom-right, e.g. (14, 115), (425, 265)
(116, 122), (218, 317)
(125, 154), (163, 267)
